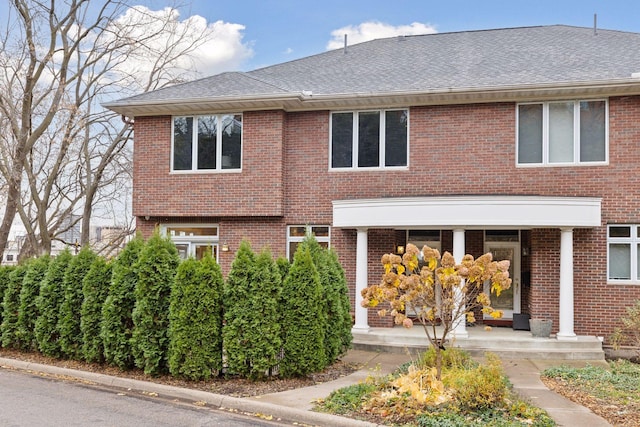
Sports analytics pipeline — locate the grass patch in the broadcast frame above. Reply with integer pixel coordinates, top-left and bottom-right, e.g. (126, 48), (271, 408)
(316, 348), (555, 426)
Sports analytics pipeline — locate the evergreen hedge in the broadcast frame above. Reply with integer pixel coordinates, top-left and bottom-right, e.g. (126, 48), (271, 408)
(1, 264), (28, 348)
(81, 257), (112, 363)
(280, 244), (326, 377)
(131, 230), (180, 375)
(101, 235), (144, 369)
(168, 252), (224, 380)
(35, 249), (72, 357)
(222, 240), (256, 376)
(58, 247), (97, 359)
(0, 265), (16, 327)
(17, 255), (50, 351)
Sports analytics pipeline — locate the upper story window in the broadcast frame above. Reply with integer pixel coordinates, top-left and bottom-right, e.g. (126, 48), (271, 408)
(517, 100), (607, 166)
(172, 114), (242, 172)
(330, 109), (408, 170)
(608, 225), (640, 284)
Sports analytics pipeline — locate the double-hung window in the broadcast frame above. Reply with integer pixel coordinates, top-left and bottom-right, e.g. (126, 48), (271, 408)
(172, 114), (242, 172)
(607, 225), (640, 284)
(517, 100), (607, 166)
(331, 109), (408, 169)
(287, 225), (330, 261)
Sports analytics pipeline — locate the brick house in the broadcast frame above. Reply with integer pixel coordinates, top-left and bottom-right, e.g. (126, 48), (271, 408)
(105, 25), (640, 344)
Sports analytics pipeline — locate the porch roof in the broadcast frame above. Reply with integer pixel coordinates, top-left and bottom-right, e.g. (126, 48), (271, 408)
(332, 196), (602, 229)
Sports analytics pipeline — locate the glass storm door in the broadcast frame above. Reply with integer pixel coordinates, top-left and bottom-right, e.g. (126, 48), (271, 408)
(483, 242), (521, 319)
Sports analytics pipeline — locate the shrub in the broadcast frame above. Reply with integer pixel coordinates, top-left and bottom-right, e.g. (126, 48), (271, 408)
(445, 354), (508, 410)
(611, 299), (640, 359)
(58, 247), (97, 359)
(280, 244), (326, 377)
(168, 252), (224, 380)
(244, 248), (282, 378)
(131, 230), (180, 375)
(0, 265), (15, 325)
(35, 249), (72, 357)
(320, 382), (377, 415)
(222, 240), (257, 377)
(417, 347), (477, 371)
(101, 235), (144, 369)
(275, 257), (290, 281)
(1, 264), (28, 348)
(81, 257), (112, 363)
(17, 255), (50, 350)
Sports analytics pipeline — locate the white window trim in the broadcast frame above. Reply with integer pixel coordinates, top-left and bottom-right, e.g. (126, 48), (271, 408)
(329, 109), (410, 171)
(516, 99), (609, 167)
(170, 114), (243, 173)
(161, 223), (220, 262)
(607, 224), (640, 285)
(286, 225), (331, 260)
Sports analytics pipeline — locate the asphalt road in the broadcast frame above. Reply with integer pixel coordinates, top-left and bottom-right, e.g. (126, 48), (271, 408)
(0, 368), (284, 426)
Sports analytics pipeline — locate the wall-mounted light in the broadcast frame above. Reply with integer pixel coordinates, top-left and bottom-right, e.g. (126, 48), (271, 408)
(144, 215), (150, 221)
(221, 243), (230, 252)
(522, 247), (530, 257)
(396, 245), (405, 255)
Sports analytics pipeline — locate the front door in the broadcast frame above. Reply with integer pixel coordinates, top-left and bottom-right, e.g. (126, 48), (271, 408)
(483, 242), (521, 319)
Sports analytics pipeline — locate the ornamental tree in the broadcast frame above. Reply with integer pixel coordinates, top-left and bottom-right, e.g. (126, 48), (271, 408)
(361, 243), (511, 379)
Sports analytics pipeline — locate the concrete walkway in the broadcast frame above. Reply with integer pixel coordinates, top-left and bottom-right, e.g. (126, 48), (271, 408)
(0, 350), (612, 426)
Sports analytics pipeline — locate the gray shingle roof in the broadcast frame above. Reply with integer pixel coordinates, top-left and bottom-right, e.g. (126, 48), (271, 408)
(105, 25), (640, 115)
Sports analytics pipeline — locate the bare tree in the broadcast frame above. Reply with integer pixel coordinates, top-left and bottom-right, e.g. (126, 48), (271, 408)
(0, 0), (215, 259)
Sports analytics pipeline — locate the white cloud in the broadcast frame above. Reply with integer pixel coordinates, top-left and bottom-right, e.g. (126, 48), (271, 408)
(327, 21), (437, 50)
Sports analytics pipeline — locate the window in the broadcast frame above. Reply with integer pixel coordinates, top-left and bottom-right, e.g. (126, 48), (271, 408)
(287, 225), (330, 261)
(331, 109), (408, 169)
(517, 100), (607, 165)
(6, 254), (13, 262)
(607, 225), (640, 284)
(164, 225), (219, 261)
(172, 114), (242, 172)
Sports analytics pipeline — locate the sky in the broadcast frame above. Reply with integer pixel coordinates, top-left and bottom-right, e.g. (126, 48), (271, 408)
(135, 0), (640, 73)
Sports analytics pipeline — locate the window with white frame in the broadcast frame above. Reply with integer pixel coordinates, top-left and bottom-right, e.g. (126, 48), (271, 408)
(287, 225), (330, 261)
(331, 109), (408, 169)
(607, 225), (640, 283)
(517, 100), (607, 165)
(164, 225), (219, 261)
(172, 114), (242, 172)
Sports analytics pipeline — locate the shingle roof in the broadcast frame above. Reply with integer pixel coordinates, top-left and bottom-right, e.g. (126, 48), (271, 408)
(105, 25), (640, 115)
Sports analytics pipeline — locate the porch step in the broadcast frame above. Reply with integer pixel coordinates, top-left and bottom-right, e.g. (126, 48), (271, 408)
(352, 327), (606, 361)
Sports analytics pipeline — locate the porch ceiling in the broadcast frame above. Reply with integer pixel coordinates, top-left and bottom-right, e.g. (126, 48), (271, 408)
(332, 196), (602, 229)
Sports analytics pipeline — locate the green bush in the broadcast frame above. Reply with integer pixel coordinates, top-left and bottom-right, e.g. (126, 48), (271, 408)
(58, 247), (97, 359)
(131, 230), (180, 375)
(81, 257), (112, 363)
(320, 382), (377, 415)
(245, 248), (282, 378)
(417, 347), (477, 371)
(1, 264), (28, 348)
(446, 354), (508, 410)
(168, 252), (224, 380)
(280, 244), (326, 377)
(35, 249), (72, 357)
(101, 235), (144, 369)
(222, 240), (257, 376)
(17, 255), (50, 350)
(0, 265), (15, 325)
(275, 257), (290, 281)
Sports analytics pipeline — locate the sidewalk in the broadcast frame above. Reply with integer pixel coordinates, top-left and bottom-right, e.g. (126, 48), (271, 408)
(0, 350), (612, 427)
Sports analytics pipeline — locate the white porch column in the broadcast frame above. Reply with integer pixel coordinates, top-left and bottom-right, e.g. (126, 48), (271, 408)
(353, 228), (370, 331)
(557, 227), (577, 340)
(452, 228), (468, 339)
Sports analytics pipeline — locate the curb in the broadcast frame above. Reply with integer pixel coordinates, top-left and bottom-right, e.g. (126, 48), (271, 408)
(0, 357), (380, 427)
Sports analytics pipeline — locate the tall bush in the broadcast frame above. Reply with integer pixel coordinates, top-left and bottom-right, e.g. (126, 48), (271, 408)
(35, 249), (72, 357)
(81, 257), (112, 363)
(58, 246), (97, 359)
(101, 235), (144, 369)
(131, 230), (180, 375)
(1, 264), (28, 348)
(17, 255), (50, 350)
(245, 249), (282, 378)
(168, 252), (224, 380)
(222, 240), (256, 376)
(280, 245), (326, 377)
(0, 265), (16, 326)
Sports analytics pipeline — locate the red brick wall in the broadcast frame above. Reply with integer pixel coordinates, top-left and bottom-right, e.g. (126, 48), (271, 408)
(133, 96), (640, 339)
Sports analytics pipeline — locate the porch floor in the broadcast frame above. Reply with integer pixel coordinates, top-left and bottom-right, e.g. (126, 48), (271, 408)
(352, 325), (606, 361)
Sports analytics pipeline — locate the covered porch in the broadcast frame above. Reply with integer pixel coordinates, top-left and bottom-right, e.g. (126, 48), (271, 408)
(333, 195), (602, 345)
